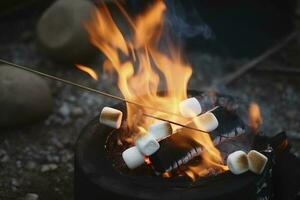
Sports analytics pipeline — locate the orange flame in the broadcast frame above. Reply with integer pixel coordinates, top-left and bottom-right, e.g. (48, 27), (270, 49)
(85, 0), (227, 180)
(249, 102), (262, 131)
(76, 64), (99, 80)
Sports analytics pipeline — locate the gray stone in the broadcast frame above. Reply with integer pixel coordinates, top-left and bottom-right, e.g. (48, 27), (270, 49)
(24, 193), (39, 200)
(41, 164), (58, 172)
(1, 154), (10, 163)
(59, 103), (71, 117)
(0, 65), (53, 128)
(287, 131), (300, 140)
(36, 0), (97, 63)
(16, 160), (22, 168)
(0, 149), (9, 163)
(11, 178), (19, 187)
(25, 161), (37, 170)
(71, 106), (84, 117)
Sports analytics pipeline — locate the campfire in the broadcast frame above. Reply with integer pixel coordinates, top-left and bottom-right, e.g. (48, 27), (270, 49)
(1, 0), (300, 199)
(73, 0), (269, 182)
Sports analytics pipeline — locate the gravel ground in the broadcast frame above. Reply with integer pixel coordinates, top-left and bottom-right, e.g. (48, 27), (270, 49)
(0, 2), (300, 200)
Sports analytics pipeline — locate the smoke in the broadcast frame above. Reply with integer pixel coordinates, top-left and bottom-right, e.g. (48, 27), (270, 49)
(164, 0), (215, 40)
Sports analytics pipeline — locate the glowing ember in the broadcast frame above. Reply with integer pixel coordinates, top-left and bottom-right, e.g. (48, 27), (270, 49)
(76, 64), (99, 80)
(84, 0), (227, 180)
(249, 102), (262, 131)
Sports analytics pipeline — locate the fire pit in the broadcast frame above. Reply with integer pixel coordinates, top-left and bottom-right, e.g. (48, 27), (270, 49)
(75, 91), (274, 200)
(71, 1), (281, 199)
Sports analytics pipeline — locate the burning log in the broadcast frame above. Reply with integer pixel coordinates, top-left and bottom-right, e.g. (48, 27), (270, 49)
(247, 150), (268, 175)
(148, 132), (202, 174)
(227, 151), (249, 175)
(122, 132), (202, 172)
(99, 107), (123, 129)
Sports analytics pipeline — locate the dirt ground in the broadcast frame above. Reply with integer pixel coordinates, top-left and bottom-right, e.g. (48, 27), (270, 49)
(0, 2), (300, 200)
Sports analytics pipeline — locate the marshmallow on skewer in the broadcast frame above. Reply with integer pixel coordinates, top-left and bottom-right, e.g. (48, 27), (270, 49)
(227, 151), (249, 175)
(148, 121), (172, 141)
(192, 112), (219, 132)
(99, 107), (123, 129)
(247, 150), (268, 174)
(135, 134), (160, 156)
(179, 97), (202, 118)
(122, 146), (145, 169)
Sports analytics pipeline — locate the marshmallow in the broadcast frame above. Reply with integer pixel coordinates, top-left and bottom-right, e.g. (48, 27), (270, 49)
(193, 112), (219, 132)
(148, 121), (172, 141)
(247, 150), (268, 174)
(135, 134), (160, 156)
(227, 151), (249, 175)
(99, 107), (123, 129)
(179, 97), (202, 118)
(122, 146), (145, 169)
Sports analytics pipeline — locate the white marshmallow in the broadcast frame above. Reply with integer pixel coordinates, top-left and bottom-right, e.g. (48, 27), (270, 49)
(99, 107), (123, 129)
(192, 112), (219, 132)
(122, 146), (145, 169)
(179, 97), (202, 118)
(247, 150), (268, 175)
(148, 121), (172, 141)
(135, 134), (160, 156)
(227, 151), (249, 175)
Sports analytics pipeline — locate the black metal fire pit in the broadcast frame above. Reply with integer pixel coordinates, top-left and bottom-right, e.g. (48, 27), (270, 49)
(75, 91), (274, 200)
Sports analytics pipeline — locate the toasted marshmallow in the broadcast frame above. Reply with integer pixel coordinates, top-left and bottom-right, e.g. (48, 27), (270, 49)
(135, 134), (160, 156)
(99, 107), (123, 129)
(179, 97), (202, 118)
(148, 121), (172, 141)
(193, 112), (219, 132)
(122, 146), (145, 169)
(247, 150), (268, 174)
(227, 151), (249, 175)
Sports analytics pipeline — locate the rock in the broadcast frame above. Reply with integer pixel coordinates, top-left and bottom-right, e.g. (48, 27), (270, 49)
(50, 137), (64, 149)
(0, 65), (53, 128)
(70, 106), (84, 117)
(46, 155), (60, 163)
(36, 0), (97, 63)
(24, 193), (39, 200)
(287, 131), (300, 140)
(25, 161), (37, 170)
(0, 149), (9, 163)
(16, 160), (22, 168)
(11, 178), (19, 187)
(41, 164), (58, 172)
(59, 103), (71, 118)
(1, 155), (10, 163)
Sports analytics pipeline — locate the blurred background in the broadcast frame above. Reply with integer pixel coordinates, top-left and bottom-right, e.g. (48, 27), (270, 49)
(0, 0), (299, 199)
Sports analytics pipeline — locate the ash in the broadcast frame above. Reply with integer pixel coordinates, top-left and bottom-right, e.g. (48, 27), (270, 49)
(0, 2), (300, 200)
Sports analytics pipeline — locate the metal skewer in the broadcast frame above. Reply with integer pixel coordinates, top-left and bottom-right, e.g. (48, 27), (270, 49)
(0, 59), (207, 133)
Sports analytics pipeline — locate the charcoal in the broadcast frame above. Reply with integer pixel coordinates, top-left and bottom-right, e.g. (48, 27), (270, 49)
(210, 106), (246, 141)
(149, 132), (202, 173)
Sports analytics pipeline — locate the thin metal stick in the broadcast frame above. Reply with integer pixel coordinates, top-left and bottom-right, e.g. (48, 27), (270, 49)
(0, 59), (178, 115)
(0, 59), (206, 132)
(143, 113), (207, 133)
(211, 31), (299, 88)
